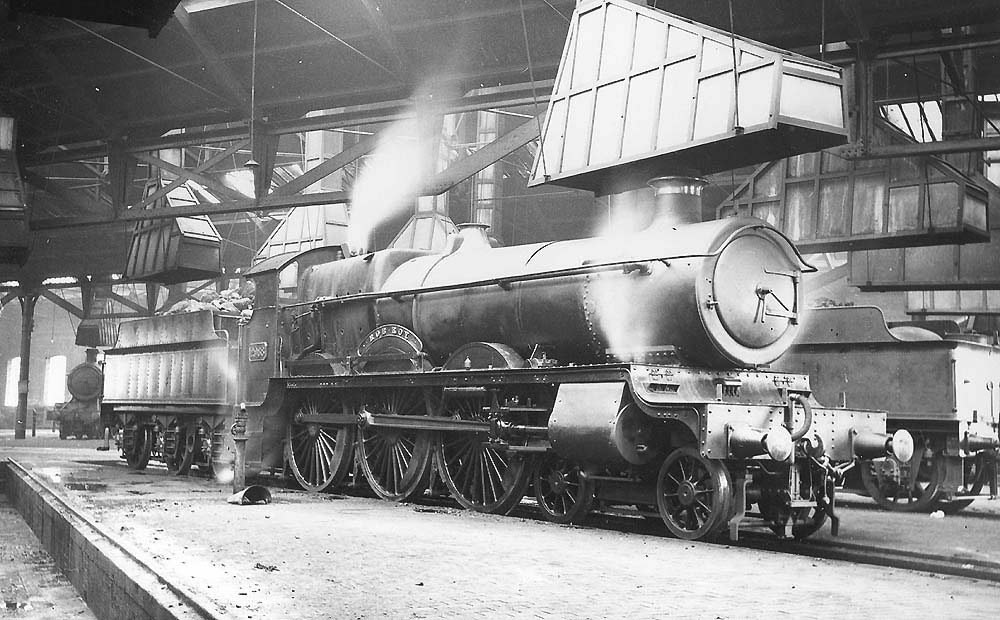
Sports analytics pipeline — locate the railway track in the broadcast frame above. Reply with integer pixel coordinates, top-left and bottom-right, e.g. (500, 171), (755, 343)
(506, 502), (1000, 584)
(836, 496), (1000, 521)
(270, 477), (1000, 583)
(737, 534), (1000, 583)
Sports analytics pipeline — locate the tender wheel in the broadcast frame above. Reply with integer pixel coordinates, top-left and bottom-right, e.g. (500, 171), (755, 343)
(198, 421), (231, 481)
(356, 389), (434, 501)
(861, 437), (941, 512)
(533, 458), (594, 524)
(935, 452), (990, 514)
(122, 422), (152, 470)
(164, 420), (196, 475)
(433, 393), (530, 515)
(285, 395), (355, 492)
(656, 446), (733, 540)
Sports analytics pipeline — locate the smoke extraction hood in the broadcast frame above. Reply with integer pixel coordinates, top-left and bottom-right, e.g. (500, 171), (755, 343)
(529, 0), (847, 196)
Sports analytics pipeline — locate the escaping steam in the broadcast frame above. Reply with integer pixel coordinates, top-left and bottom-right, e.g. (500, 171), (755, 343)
(347, 85), (454, 253)
(589, 187), (658, 360)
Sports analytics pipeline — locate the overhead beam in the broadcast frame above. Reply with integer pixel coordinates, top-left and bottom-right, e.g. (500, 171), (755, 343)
(37, 288), (85, 319)
(271, 135), (377, 197)
(107, 290), (150, 315)
(119, 190), (350, 221)
(22, 170), (111, 216)
(134, 139), (249, 209)
(23, 54), (560, 152)
(842, 135), (1000, 159)
(274, 81), (554, 134)
(34, 114), (543, 224)
(25, 80), (554, 165)
(133, 152), (250, 202)
(420, 115), (542, 196)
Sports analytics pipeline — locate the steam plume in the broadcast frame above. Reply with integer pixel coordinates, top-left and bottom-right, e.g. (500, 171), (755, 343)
(347, 85), (452, 253)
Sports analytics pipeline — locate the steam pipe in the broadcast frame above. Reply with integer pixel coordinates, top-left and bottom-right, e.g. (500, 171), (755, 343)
(785, 393), (812, 441)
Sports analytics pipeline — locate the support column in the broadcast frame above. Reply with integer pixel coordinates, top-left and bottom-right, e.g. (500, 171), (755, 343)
(15, 286), (38, 440)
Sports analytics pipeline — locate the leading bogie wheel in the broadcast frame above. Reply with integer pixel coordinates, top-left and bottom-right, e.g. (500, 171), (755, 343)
(655, 446), (733, 540)
(433, 393), (530, 515)
(355, 388), (434, 502)
(285, 395), (355, 492)
(533, 458), (595, 524)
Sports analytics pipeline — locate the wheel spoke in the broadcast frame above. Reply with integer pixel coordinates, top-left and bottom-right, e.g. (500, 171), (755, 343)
(356, 390), (431, 501)
(656, 447), (730, 540)
(286, 397), (354, 492)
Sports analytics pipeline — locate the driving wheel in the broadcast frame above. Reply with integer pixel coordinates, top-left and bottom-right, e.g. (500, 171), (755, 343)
(433, 391), (530, 514)
(356, 388), (434, 501)
(285, 394), (355, 492)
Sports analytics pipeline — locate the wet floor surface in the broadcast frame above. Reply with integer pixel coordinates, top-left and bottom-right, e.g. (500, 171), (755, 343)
(2, 441), (1000, 620)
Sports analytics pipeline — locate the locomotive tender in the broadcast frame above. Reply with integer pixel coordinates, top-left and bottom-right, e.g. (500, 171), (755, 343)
(775, 306), (999, 512)
(101, 177), (909, 541)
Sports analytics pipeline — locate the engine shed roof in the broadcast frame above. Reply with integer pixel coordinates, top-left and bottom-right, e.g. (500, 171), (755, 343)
(2, 0), (998, 157)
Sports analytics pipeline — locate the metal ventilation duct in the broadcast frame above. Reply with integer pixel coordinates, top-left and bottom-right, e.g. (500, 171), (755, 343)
(124, 181), (222, 284)
(529, 0), (847, 195)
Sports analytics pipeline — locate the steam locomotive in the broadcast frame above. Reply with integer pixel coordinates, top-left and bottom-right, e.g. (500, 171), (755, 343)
(53, 349), (103, 439)
(101, 176), (909, 541)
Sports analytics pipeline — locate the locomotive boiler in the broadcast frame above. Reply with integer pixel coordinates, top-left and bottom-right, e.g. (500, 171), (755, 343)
(101, 177), (908, 541)
(297, 177), (801, 370)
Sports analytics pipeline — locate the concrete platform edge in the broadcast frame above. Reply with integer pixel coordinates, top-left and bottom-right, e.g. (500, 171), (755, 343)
(0, 458), (225, 620)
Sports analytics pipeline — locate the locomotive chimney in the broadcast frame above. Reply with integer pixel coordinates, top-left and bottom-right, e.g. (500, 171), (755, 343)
(446, 222), (493, 254)
(647, 176), (709, 228)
